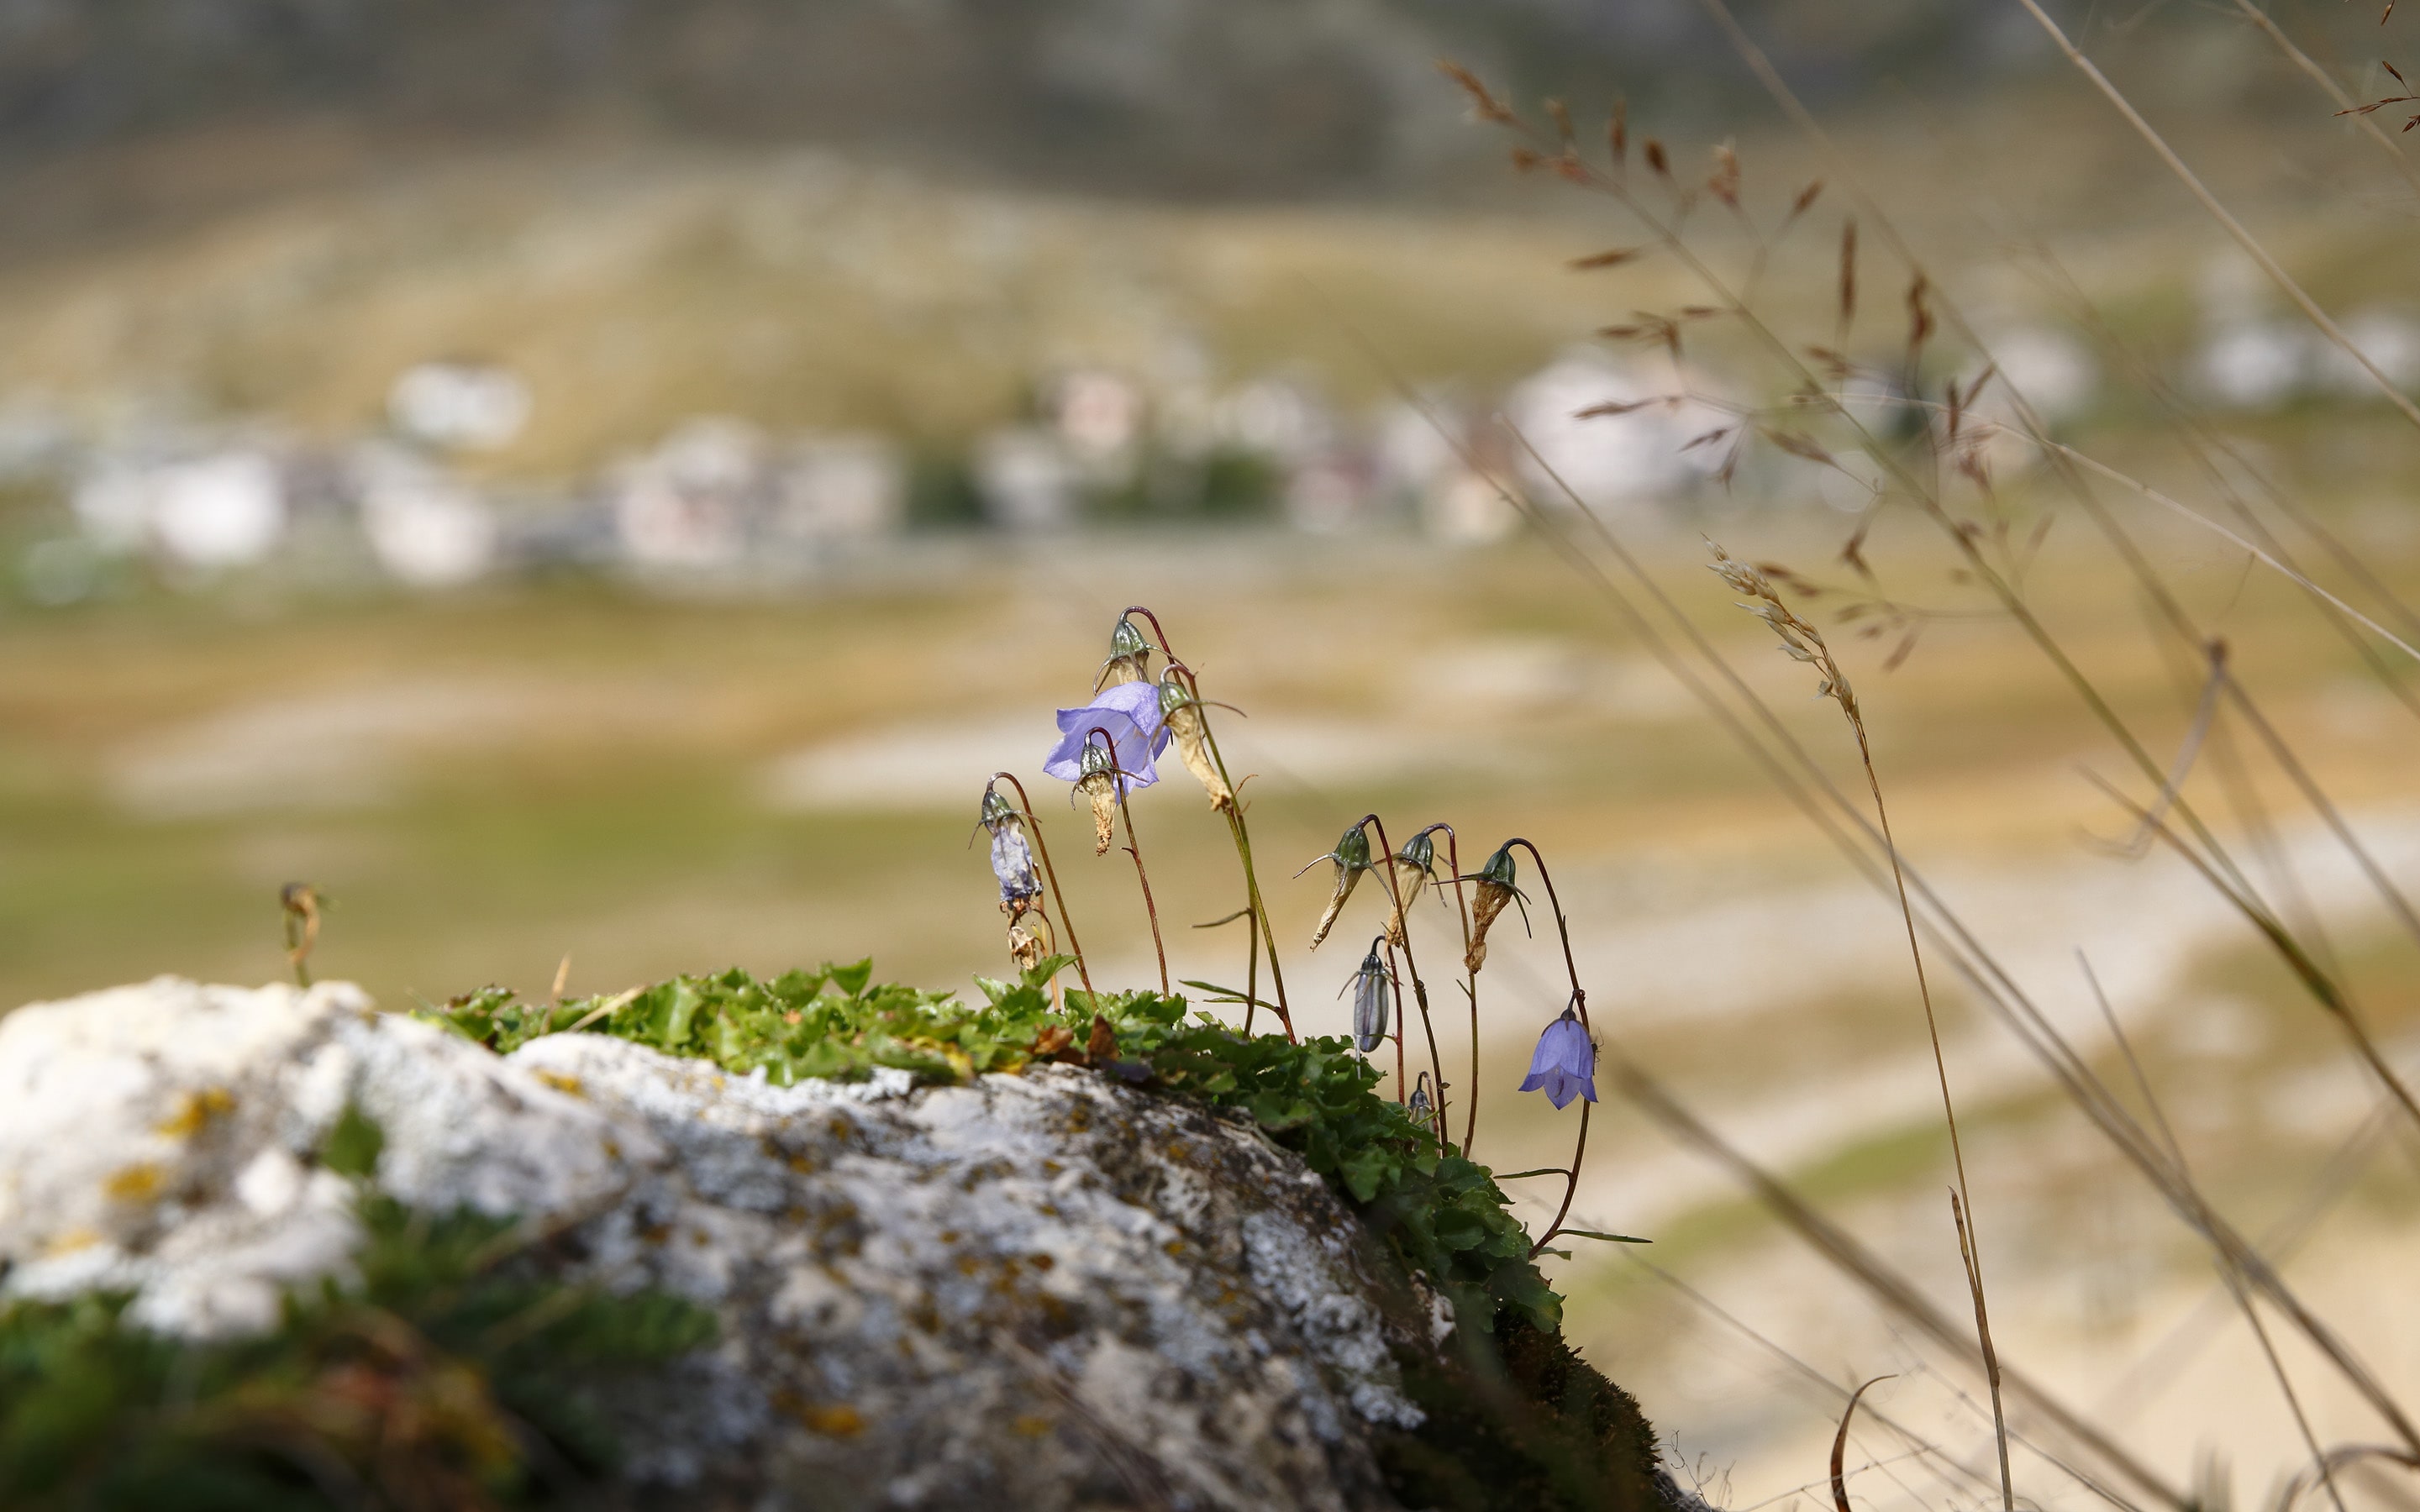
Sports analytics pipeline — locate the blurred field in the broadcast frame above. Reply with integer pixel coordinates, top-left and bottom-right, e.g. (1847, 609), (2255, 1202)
(8, 480), (2420, 1504)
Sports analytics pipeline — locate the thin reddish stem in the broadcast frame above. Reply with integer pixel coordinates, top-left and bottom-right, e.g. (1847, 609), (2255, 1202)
(991, 772), (1092, 997)
(1089, 727), (1170, 995)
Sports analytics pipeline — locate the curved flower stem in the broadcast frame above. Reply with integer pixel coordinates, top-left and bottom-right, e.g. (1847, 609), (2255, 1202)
(1090, 727), (1170, 995)
(1531, 1104), (1591, 1263)
(1385, 936), (1407, 1100)
(1123, 605), (1293, 1040)
(1244, 900), (1261, 1037)
(1363, 815), (1449, 1154)
(1434, 826), (1482, 1156)
(1502, 838), (1591, 1258)
(992, 772), (1092, 998)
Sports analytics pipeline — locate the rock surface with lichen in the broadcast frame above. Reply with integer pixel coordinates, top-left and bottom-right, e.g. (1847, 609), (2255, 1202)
(0, 976), (1568, 1509)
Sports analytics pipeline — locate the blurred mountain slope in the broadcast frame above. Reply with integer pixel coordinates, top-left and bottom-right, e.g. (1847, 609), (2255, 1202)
(0, 0), (2048, 197)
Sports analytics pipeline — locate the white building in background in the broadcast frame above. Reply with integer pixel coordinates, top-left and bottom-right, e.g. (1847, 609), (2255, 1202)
(73, 449), (289, 569)
(775, 435), (907, 546)
(1370, 398), (1518, 544)
(1503, 349), (1718, 517)
(2320, 307), (2420, 396)
(353, 448), (497, 588)
(611, 417), (761, 570)
(973, 428), (1076, 531)
(387, 362), (532, 452)
(1046, 368), (1146, 464)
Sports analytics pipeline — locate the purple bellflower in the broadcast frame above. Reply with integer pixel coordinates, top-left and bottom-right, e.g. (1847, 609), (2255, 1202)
(1044, 680), (1167, 794)
(1518, 1006), (1597, 1110)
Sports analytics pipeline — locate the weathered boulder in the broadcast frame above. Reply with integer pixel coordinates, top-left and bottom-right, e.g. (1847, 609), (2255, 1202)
(0, 978), (1689, 1511)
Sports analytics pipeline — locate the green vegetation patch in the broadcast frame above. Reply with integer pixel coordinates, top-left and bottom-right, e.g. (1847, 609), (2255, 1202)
(428, 958), (1561, 1332)
(0, 1175), (713, 1510)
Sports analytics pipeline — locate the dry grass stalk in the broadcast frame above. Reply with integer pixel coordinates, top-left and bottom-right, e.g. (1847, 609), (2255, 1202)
(1708, 543), (2014, 1512)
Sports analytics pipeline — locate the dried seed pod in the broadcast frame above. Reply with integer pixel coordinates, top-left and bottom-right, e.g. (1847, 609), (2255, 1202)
(1007, 920), (1046, 971)
(1157, 676), (1233, 811)
(1344, 941), (1392, 1053)
(1460, 842), (1530, 974)
(1296, 822), (1374, 950)
(1074, 743), (1120, 854)
(1381, 829), (1439, 948)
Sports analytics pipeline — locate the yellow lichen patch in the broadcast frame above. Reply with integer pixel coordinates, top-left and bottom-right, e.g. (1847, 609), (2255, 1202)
(533, 1071), (584, 1098)
(776, 1392), (865, 1438)
(1012, 1415), (1055, 1437)
(103, 1163), (166, 1202)
(155, 1088), (235, 1139)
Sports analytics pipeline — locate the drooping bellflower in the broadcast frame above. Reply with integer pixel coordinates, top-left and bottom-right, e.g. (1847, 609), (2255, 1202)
(1407, 1072), (1434, 1128)
(1044, 680), (1166, 793)
(1342, 939), (1392, 1053)
(1295, 821), (1374, 950)
(1518, 1006), (1597, 1110)
(1459, 841), (1531, 974)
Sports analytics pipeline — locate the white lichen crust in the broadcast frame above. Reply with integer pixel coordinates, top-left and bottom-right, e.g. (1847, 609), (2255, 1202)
(0, 978), (1430, 1510)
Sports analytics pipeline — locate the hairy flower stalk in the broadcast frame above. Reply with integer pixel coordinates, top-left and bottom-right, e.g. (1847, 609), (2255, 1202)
(1156, 675), (1233, 811)
(1344, 939), (1392, 1053)
(1296, 822), (1375, 949)
(1460, 842), (1531, 974)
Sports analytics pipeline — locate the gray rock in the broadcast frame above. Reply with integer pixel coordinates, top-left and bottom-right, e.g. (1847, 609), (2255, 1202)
(0, 977), (1460, 1510)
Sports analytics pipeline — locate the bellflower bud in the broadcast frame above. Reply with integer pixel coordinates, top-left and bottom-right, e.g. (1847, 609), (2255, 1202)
(1156, 674), (1234, 811)
(1341, 938), (1392, 1053)
(1294, 821), (1374, 950)
(1518, 1006), (1597, 1110)
(1407, 1071), (1434, 1127)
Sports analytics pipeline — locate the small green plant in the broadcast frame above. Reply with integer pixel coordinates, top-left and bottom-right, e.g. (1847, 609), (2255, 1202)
(0, 1175), (714, 1510)
(427, 960), (1562, 1331)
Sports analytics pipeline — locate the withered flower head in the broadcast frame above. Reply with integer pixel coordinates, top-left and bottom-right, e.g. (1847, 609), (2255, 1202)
(1073, 738), (1121, 854)
(1382, 827), (1442, 948)
(1341, 938), (1392, 1053)
(1460, 841), (1532, 974)
(1156, 673), (1234, 811)
(1007, 912), (1053, 972)
(1096, 613), (1154, 690)
(978, 787), (1043, 918)
(1294, 821), (1375, 950)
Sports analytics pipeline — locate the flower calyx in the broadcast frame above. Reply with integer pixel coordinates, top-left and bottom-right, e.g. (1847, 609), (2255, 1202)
(1095, 613), (1155, 690)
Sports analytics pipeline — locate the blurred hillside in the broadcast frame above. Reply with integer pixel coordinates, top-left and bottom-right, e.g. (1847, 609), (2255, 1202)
(0, 0), (2063, 202)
